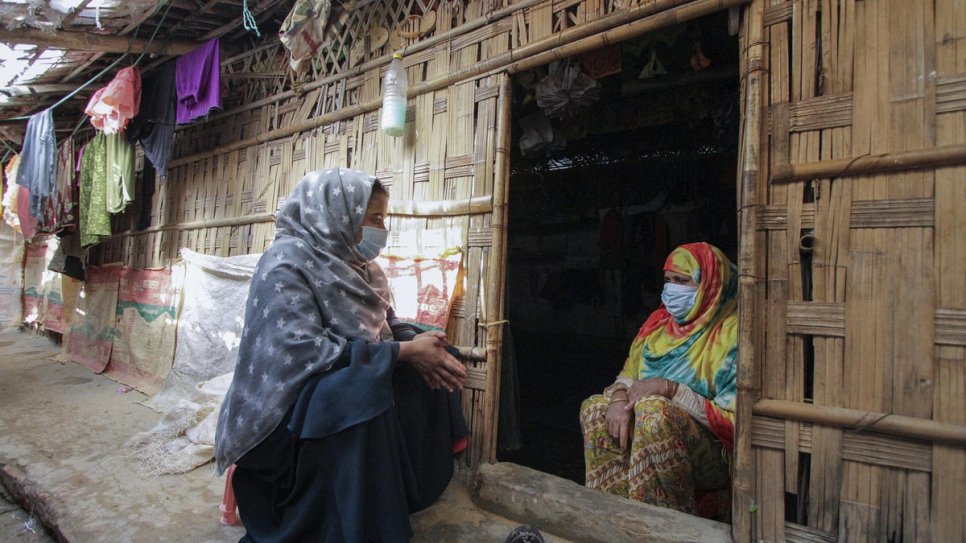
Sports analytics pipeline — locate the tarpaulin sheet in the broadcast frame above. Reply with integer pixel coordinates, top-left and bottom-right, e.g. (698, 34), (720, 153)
(63, 264), (122, 372)
(104, 265), (184, 394)
(0, 221), (23, 329)
(142, 249), (259, 413)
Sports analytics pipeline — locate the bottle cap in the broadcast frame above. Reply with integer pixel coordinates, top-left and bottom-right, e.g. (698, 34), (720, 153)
(392, 53), (403, 60)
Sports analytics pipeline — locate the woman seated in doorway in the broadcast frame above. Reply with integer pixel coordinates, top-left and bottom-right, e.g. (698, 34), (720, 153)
(580, 242), (736, 520)
(214, 168), (469, 542)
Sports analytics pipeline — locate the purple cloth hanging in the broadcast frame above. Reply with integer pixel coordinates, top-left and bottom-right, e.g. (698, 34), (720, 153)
(175, 38), (222, 124)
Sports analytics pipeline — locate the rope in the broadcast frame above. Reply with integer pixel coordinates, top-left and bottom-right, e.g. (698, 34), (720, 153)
(5, 53), (129, 122)
(242, 0), (261, 37)
(134, 1), (174, 66)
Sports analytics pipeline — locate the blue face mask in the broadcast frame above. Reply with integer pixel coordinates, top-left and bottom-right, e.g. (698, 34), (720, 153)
(357, 226), (388, 261)
(661, 283), (698, 322)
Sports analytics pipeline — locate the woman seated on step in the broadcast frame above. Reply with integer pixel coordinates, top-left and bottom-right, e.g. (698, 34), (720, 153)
(580, 242), (737, 521)
(214, 168), (469, 542)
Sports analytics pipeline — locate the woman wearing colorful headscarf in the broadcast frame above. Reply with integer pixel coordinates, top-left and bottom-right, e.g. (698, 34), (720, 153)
(214, 168), (469, 542)
(579, 242), (737, 520)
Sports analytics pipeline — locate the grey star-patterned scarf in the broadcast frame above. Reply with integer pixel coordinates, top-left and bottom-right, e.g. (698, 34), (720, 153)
(215, 168), (393, 473)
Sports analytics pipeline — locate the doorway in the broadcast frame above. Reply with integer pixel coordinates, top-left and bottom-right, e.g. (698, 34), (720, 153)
(497, 11), (741, 492)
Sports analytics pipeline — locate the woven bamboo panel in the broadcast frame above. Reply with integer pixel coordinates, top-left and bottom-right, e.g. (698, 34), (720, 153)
(750, 1), (966, 541)
(73, 0), (965, 525)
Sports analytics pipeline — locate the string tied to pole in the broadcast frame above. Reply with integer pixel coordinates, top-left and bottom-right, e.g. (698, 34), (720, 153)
(242, 0), (261, 37)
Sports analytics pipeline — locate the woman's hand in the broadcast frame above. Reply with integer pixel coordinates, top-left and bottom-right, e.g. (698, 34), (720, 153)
(605, 398), (634, 450)
(624, 378), (679, 408)
(397, 331), (467, 392)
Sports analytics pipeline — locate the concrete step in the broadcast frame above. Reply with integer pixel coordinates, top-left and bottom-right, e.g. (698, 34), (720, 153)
(473, 462), (732, 543)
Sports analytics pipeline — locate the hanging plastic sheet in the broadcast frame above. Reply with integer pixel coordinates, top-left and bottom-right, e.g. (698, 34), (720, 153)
(0, 220), (23, 329)
(104, 265), (185, 395)
(534, 59), (600, 119)
(142, 249), (260, 413)
(279, 0), (331, 73)
(63, 264), (123, 373)
(85, 67), (142, 135)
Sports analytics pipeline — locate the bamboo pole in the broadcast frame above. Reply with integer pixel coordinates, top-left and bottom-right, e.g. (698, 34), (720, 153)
(0, 28), (198, 56)
(754, 399), (966, 446)
(503, 0), (751, 75)
(112, 195), (494, 238)
(169, 0), (750, 169)
(733, 2), (766, 542)
(481, 74), (512, 464)
(388, 195), (492, 217)
(771, 143), (966, 182)
(0, 84), (78, 96)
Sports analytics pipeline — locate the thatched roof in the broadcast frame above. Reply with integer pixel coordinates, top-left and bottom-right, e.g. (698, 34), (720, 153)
(0, 0), (293, 150)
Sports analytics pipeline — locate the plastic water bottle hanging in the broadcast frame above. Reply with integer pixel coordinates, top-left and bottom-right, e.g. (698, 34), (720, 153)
(381, 53), (408, 137)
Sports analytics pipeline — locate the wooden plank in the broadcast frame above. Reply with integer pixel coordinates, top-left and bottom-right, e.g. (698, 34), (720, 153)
(849, 198), (933, 228)
(752, 416), (787, 450)
(764, 234), (789, 397)
(841, 432), (932, 473)
(788, 94), (853, 132)
(763, 2), (793, 27)
(844, 250), (895, 413)
(753, 415), (933, 472)
(785, 522), (836, 543)
(772, 102), (791, 165)
(839, 464), (880, 543)
(786, 301), (845, 337)
(932, 345), (966, 541)
(936, 74), (966, 113)
(757, 448), (787, 541)
(935, 308), (966, 348)
(760, 198), (936, 230)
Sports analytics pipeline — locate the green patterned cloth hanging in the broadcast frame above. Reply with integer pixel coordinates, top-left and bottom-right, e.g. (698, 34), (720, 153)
(79, 133), (112, 247)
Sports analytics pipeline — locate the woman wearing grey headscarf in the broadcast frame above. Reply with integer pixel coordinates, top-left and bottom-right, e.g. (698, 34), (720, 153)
(215, 168), (468, 542)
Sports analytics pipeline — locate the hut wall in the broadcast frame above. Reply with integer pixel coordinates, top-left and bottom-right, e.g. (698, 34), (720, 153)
(738, 1), (966, 541)
(78, 0), (965, 538)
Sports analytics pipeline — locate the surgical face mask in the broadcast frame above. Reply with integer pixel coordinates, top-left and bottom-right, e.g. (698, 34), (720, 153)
(661, 283), (698, 321)
(357, 226), (388, 261)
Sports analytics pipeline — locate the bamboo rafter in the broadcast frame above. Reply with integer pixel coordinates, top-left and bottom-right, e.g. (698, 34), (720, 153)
(0, 28), (199, 56)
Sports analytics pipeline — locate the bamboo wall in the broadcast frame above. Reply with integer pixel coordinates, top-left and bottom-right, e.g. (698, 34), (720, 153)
(80, 0), (965, 538)
(88, 0), (746, 470)
(737, 1), (966, 541)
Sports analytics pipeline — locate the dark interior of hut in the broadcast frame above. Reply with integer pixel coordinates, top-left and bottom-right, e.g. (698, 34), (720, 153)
(497, 11), (741, 485)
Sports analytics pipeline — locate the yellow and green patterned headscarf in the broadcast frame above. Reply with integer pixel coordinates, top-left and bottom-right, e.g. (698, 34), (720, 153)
(620, 242), (738, 447)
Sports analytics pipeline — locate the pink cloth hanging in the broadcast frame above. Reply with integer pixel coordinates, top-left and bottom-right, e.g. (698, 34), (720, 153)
(85, 67), (142, 134)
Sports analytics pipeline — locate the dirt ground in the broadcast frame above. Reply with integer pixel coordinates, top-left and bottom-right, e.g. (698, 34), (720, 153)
(0, 485), (55, 543)
(0, 327), (571, 543)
